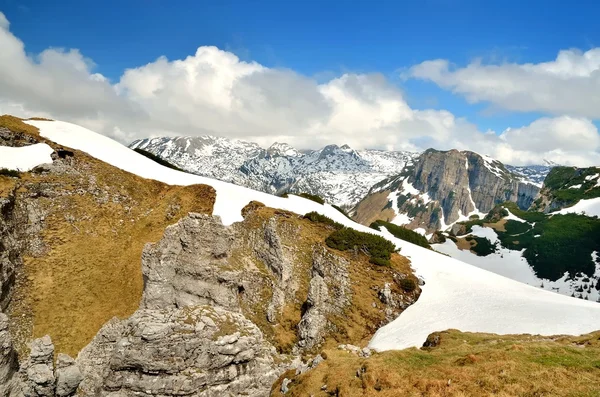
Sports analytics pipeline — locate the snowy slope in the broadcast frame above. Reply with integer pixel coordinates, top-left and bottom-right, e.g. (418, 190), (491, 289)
(25, 119), (600, 351)
(434, 227), (600, 302)
(0, 143), (54, 171)
(557, 197), (600, 217)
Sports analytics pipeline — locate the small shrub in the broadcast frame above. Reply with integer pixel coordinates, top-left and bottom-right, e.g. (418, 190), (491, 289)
(133, 148), (186, 172)
(296, 192), (325, 204)
(304, 211), (344, 230)
(370, 220), (431, 249)
(0, 168), (20, 178)
(399, 278), (417, 292)
(326, 227), (396, 263)
(469, 236), (496, 257)
(332, 204), (352, 219)
(370, 257), (391, 267)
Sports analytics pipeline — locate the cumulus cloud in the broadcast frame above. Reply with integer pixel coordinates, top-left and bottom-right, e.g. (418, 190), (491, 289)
(408, 48), (600, 118)
(0, 12), (598, 166)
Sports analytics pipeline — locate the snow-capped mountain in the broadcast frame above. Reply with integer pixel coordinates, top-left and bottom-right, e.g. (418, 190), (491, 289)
(129, 136), (419, 208)
(506, 164), (554, 187)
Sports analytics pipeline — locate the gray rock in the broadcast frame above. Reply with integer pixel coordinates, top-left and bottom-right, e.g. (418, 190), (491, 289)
(281, 377), (291, 394)
(55, 354), (83, 397)
(76, 306), (285, 397)
(0, 313), (20, 396)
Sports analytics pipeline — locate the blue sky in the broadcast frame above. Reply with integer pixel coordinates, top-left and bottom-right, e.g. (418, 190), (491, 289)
(3, 0), (598, 132)
(1, 0), (599, 165)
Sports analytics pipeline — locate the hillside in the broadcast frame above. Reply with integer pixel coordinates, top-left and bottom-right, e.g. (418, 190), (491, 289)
(531, 165), (600, 214)
(0, 116), (599, 395)
(130, 136), (419, 208)
(273, 329), (600, 396)
(21, 118), (600, 343)
(433, 202), (600, 300)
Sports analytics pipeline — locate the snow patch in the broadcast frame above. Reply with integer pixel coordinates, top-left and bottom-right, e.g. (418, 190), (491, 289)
(557, 197), (600, 218)
(0, 143), (54, 171)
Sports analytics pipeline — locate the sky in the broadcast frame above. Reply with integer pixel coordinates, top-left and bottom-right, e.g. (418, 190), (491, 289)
(0, 0), (599, 165)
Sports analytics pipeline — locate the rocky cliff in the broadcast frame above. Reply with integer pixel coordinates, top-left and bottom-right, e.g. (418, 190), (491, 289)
(352, 149), (540, 233)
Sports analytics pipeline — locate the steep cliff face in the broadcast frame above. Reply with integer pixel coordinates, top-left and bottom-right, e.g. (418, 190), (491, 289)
(352, 149), (540, 233)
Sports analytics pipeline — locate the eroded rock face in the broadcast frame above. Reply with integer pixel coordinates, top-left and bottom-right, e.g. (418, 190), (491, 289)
(1, 209), (418, 397)
(298, 246), (350, 349)
(77, 306), (283, 397)
(410, 150), (539, 230)
(0, 313), (20, 396)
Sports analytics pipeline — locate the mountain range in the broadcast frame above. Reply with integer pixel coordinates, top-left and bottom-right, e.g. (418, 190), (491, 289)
(129, 136), (556, 210)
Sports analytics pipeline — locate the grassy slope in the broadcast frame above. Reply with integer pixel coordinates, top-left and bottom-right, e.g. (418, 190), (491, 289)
(273, 330), (600, 397)
(1, 116), (216, 356)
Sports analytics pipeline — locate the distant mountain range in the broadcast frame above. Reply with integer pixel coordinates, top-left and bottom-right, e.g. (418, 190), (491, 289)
(129, 136), (551, 208)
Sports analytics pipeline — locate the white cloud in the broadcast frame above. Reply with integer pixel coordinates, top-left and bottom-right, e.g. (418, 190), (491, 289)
(0, 12), (598, 166)
(408, 48), (600, 119)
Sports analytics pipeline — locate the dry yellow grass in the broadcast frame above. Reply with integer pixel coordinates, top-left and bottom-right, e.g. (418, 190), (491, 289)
(272, 330), (600, 396)
(1, 118), (216, 356)
(0, 115), (41, 136)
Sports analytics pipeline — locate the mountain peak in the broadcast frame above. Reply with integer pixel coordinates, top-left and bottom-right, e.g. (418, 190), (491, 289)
(267, 142), (300, 157)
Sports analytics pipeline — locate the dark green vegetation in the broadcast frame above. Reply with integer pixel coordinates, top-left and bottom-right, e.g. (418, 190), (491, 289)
(453, 199), (600, 280)
(331, 204), (352, 219)
(465, 236), (497, 256)
(0, 168), (20, 178)
(475, 204), (600, 280)
(537, 166), (600, 209)
(133, 148), (186, 172)
(521, 214), (600, 280)
(303, 211), (343, 230)
(500, 202), (546, 222)
(296, 192), (325, 204)
(303, 212), (397, 266)
(399, 278), (417, 292)
(325, 228), (397, 266)
(370, 220), (431, 249)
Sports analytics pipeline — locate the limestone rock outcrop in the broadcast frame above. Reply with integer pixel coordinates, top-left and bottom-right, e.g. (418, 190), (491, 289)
(353, 149), (540, 233)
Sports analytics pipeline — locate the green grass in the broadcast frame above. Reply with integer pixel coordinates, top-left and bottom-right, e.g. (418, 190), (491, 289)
(275, 330), (600, 396)
(370, 220), (431, 249)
